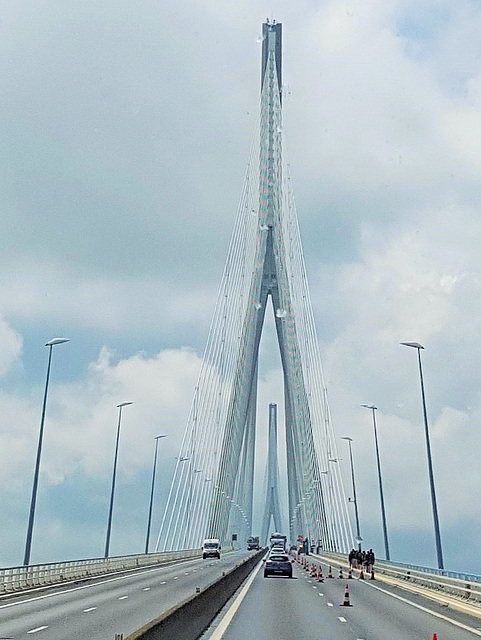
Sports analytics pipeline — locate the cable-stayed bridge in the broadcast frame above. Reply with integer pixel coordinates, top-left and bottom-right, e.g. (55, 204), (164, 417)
(4, 21), (481, 640)
(156, 20), (352, 556)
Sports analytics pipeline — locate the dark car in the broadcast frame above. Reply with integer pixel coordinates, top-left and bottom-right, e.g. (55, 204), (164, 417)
(263, 553), (292, 578)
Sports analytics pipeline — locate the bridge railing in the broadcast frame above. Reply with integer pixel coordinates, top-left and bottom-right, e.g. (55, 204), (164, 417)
(0, 549), (200, 594)
(314, 551), (481, 606)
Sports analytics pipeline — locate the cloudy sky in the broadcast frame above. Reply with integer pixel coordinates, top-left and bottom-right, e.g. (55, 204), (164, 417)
(2, 0), (481, 573)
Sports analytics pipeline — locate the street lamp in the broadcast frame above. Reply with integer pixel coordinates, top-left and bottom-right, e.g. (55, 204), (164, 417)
(401, 341), (444, 570)
(145, 434), (166, 554)
(341, 437), (362, 551)
(361, 404), (390, 560)
(24, 337), (69, 566)
(104, 401), (133, 558)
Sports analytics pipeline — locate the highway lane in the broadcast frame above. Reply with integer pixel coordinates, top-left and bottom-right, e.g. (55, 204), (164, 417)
(0, 550), (253, 640)
(204, 558), (481, 640)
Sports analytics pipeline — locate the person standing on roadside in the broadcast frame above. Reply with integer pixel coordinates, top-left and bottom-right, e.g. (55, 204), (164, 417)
(348, 548), (356, 568)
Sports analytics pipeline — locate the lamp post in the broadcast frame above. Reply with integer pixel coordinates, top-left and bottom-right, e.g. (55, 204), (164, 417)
(104, 401), (133, 558)
(185, 468), (202, 549)
(145, 434), (166, 554)
(401, 341), (444, 570)
(341, 437), (362, 551)
(361, 404), (390, 560)
(24, 338), (70, 566)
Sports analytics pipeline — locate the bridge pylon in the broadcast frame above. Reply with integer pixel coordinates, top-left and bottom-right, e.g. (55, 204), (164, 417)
(261, 404), (283, 545)
(156, 21), (353, 555)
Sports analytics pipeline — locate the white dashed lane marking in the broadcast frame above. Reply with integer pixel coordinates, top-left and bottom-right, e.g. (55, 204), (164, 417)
(118, 596), (128, 600)
(83, 607), (97, 612)
(161, 581), (166, 585)
(27, 626), (48, 634)
(327, 602), (333, 607)
(143, 587), (151, 591)
(338, 616), (347, 622)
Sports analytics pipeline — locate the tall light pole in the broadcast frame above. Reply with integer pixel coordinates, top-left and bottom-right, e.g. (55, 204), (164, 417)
(341, 437), (362, 551)
(24, 337), (69, 566)
(401, 341), (444, 570)
(104, 401), (133, 558)
(361, 404), (390, 560)
(145, 434), (166, 554)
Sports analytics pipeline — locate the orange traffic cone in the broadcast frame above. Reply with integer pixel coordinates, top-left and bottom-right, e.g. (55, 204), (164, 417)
(327, 565), (334, 578)
(359, 566), (365, 580)
(317, 565), (324, 582)
(432, 635), (438, 640)
(339, 583), (352, 607)
(338, 566), (343, 579)
(370, 567), (375, 580)
(348, 567), (353, 579)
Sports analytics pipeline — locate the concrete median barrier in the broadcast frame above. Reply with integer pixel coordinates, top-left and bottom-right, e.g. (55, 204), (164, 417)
(124, 549), (265, 640)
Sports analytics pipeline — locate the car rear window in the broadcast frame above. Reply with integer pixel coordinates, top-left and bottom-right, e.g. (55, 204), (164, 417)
(270, 555), (289, 561)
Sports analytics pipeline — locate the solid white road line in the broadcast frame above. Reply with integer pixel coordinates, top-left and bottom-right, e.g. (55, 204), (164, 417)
(27, 626), (48, 634)
(83, 607), (97, 612)
(209, 561), (263, 640)
(365, 581), (481, 637)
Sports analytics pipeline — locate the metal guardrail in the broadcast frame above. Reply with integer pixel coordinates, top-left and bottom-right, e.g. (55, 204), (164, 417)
(0, 549), (200, 594)
(379, 558), (481, 583)
(315, 552), (481, 606)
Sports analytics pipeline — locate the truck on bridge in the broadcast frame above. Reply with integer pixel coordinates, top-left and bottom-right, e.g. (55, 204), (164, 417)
(269, 532), (287, 551)
(247, 535), (260, 550)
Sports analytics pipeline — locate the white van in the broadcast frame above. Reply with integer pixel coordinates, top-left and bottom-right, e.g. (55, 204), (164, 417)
(202, 538), (221, 559)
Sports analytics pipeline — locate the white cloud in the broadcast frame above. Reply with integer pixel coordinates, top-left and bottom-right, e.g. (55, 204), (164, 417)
(0, 346), (202, 493)
(0, 317), (22, 377)
(1, 0), (481, 570)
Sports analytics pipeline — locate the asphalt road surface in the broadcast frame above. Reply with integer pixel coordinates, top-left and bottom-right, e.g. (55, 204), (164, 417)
(6, 552), (481, 640)
(202, 558), (481, 640)
(0, 550), (252, 640)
